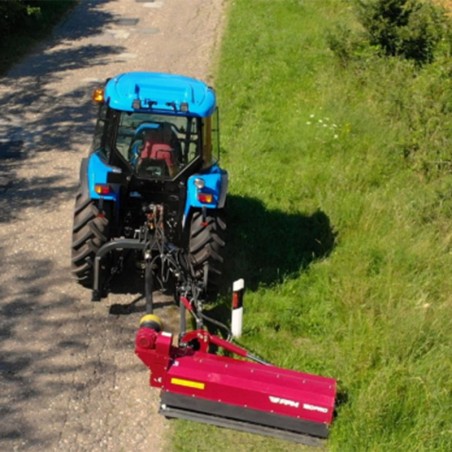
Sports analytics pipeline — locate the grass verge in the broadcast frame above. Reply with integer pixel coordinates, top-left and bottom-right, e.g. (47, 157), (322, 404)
(172, 0), (451, 450)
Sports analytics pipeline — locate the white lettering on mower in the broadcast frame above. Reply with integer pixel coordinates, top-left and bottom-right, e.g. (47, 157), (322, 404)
(302, 403), (328, 414)
(269, 396), (300, 409)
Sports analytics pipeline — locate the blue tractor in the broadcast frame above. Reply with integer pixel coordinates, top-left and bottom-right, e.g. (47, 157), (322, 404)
(71, 72), (228, 306)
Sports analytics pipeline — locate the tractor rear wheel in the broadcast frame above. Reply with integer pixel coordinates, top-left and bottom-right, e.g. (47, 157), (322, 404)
(188, 210), (226, 298)
(71, 188), (111, 288)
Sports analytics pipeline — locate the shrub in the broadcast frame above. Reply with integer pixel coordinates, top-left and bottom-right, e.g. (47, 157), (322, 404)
(0, 0), (65, 38)
(356, 0), (450, 64)
(0, 0), (27, 35)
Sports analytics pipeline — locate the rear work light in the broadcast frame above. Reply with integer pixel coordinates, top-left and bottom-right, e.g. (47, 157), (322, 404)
(94, 184), (112, 195)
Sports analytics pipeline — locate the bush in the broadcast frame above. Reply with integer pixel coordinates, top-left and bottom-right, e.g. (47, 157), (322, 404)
(0, 0), (27, 35)
(0, 0), (69, 39)
(356, 0), (450, 64)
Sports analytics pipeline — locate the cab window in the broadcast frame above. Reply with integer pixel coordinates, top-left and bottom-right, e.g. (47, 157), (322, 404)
(115, 112), (202, 179)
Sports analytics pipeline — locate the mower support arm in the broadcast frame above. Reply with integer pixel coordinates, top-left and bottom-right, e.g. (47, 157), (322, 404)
(180, 329), (269, 364)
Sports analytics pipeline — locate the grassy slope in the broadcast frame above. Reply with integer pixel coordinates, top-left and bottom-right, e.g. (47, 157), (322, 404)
(173, 0), (451, 451)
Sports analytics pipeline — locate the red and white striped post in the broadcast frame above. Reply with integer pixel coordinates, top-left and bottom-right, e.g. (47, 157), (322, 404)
(231, 279), (244, 338)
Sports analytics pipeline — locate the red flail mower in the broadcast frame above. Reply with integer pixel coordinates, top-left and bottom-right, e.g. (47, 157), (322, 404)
(135, 285), (337, 446)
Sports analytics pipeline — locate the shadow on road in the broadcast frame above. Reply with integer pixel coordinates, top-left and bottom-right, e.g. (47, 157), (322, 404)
(0, 2), (146, 448)
(0, 0), (127, 224)
(0, 248), (153, 448)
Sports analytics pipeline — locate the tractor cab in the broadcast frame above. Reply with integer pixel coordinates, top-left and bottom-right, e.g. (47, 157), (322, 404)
(116, 111), (212, 181)
(92, 72), (220, 184)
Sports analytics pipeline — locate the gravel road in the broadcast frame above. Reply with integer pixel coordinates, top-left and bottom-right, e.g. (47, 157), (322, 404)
(0, 1), (224, 450)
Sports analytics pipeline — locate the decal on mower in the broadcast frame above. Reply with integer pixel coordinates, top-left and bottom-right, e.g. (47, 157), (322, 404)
(269, 396), (300, 409)
(170, 377), (205, 390)
(302, 403), (329, 414)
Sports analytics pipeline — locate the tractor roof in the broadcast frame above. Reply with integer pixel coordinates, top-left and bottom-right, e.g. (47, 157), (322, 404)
(104, 72), (216, 117)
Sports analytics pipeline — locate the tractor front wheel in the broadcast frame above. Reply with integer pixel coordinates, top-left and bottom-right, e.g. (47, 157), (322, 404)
(188, 210), (226, 298)
(71, 188), (111, 288)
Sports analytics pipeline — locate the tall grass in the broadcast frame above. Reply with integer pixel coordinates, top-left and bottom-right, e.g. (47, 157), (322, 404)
(173, 0), (451, 450)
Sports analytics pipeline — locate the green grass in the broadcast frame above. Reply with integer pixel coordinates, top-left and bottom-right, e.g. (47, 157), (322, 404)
(172, 0), (452, 450)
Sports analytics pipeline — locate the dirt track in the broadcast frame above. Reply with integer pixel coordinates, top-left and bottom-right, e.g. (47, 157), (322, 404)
(0, 1), (224, 450)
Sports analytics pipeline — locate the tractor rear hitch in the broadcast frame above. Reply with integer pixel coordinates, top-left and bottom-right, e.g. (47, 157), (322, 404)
(92, 238), (147, 301)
